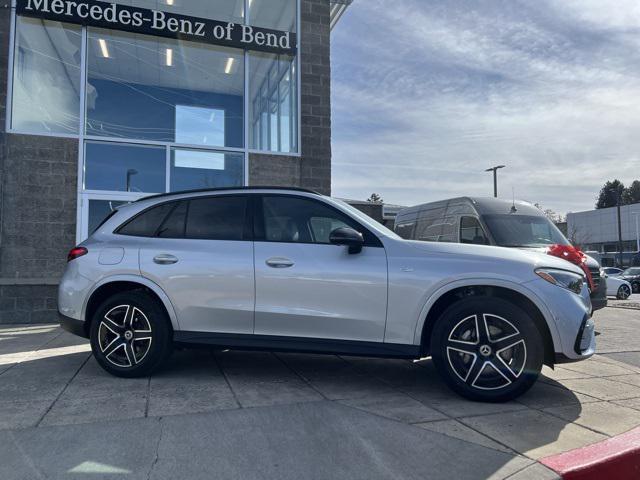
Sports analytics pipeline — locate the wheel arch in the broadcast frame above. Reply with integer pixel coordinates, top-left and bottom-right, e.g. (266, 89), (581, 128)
(82, 275), (180, 337)
(415, 282), (559, 368)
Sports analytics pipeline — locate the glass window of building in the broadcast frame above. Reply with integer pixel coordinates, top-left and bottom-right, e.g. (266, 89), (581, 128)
(249, 53), (297, 153)
(86, 28), (244, 147)
(110, 0), (245, 24)
(170, 148), (244, 191)
(84, 142), (166, 193)
(11, 17), (82, 135)
(249, 0), (297, 32)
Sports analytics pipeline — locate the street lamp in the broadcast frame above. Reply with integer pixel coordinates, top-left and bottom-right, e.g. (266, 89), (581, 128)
(126, 169), (138, 192)
(485, 165), (506, 198)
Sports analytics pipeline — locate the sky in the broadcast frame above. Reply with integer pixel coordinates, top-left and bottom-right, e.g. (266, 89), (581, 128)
(330, 0), (640, 215)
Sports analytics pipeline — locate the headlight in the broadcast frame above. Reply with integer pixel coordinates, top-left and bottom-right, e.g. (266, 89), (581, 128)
(536, 268), (584, 294)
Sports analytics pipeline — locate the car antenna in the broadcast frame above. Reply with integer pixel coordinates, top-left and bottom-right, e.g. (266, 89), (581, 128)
(510, 187), (517, 213)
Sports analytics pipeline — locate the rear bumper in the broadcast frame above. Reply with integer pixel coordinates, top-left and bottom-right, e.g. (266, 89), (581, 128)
(58, 312), (89, 339)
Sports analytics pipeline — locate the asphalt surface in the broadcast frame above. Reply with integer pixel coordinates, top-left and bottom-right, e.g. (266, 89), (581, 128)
(0, 301), (639, 480)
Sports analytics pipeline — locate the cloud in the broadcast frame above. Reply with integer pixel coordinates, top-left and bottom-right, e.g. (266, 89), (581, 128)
(330, 0), (640, 214)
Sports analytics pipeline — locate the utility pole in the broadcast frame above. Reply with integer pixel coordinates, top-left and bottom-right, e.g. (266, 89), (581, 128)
(485, 165), (506, 198)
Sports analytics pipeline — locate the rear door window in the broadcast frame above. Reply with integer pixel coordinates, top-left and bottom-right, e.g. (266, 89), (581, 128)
(157, 201), (187, 238)
(185, 196), (249, 241)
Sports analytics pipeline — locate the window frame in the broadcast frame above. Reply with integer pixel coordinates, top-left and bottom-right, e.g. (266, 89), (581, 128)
(253, 194), (384, 248)
(5, 0), (302, 243)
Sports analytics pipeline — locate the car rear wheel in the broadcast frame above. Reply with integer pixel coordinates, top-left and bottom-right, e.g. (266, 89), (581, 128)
(90, 291), (172, 377)
(431, 296), (543, 402)
(617, 284), (631, 300)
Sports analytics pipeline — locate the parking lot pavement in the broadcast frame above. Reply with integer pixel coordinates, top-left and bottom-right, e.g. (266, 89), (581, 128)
(0, 306), (639, 479)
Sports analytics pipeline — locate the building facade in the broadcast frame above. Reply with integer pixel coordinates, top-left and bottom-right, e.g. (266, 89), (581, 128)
(0, 0), (346, 323)
(567, 203), (640, 267)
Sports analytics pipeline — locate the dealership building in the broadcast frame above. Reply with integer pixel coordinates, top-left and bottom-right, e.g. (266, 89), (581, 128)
(0, 0), (351, 322)
(567, 203), (640, 267)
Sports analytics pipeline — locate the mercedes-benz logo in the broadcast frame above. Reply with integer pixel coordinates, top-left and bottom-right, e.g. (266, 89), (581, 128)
(479, 345), (492, 357)
(124, 330), (133, 341)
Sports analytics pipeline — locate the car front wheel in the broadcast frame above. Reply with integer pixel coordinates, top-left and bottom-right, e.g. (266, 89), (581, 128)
(431, 296), (543, 402)
(617, 284), (631, 300)
(632, 282), (640, 294)
(90, 291), (172, 377)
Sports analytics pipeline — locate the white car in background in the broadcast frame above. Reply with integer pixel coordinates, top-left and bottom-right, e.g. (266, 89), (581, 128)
(604, 272), (632, 300)
(602, 267), (624, 277)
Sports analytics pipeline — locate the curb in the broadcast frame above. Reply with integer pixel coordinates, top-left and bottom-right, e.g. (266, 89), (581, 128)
(539, 426), (640, 480)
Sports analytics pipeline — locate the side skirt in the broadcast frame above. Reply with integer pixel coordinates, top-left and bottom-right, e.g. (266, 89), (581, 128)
(173, 331), (422, 359)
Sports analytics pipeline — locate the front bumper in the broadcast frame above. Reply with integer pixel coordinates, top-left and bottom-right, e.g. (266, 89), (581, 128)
(524, 277), (595, 362)
(590, 275), (607, 311)
(59, 312), (89, 339)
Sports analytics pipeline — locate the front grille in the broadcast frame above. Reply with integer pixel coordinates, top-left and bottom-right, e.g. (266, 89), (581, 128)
(588, 266), (601, 290)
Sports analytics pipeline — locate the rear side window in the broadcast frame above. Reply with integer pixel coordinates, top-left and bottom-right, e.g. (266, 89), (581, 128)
(185, 196), (248, 241)
(118, 202), (175, 237)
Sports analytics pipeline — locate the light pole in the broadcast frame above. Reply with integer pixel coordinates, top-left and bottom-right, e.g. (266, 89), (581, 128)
(485, 165), (506, 198)
(126, 169), (138, 192)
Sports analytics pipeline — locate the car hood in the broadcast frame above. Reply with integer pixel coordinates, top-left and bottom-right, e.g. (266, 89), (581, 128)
(513, 246), (600, 268)
(402, 240), (585, 276)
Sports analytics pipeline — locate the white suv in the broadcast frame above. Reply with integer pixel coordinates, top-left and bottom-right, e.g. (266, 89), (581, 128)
(58, 188), (595, 402)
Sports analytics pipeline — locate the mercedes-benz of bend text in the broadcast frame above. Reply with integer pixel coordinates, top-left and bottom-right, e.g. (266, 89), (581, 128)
(58, 188), (595, 402)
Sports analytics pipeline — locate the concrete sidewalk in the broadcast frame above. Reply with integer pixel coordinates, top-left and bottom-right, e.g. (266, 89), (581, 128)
(0, 306), (639, 479)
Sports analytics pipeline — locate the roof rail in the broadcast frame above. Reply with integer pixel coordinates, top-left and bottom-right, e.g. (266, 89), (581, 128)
(134, 186), (321, 203)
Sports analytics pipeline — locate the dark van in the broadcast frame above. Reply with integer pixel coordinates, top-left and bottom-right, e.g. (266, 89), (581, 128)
(394, 197), (607, 311)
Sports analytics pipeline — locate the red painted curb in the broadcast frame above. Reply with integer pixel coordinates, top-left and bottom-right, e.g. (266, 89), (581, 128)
(540, 426), (640, 480)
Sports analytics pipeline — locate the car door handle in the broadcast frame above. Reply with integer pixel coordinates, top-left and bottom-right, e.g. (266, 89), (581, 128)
(266, 257), (294, 268)
(153, 254), (178, 265)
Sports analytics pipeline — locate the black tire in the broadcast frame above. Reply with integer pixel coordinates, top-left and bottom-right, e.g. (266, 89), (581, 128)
(617, 284), (631, 300)
(431, 296), (543, 402)
(90, 290), (173, 378)
(632, 282), (640, 294)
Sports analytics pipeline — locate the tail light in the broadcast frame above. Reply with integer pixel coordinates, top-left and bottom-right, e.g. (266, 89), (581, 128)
(546, 244), (595, 291)
(67, 246), (88, 262)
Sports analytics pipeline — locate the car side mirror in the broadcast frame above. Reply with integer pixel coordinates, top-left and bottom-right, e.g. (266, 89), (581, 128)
(329, 227), (364, 254)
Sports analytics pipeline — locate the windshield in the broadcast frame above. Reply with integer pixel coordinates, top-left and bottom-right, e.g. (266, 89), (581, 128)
(623, 268), (640, 276)
(332, 199), (401, 240)
(483, 214), (569, 248)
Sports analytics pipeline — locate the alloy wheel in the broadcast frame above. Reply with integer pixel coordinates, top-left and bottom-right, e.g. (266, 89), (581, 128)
(618, 285), (631, 300)
(98, 305), (153, 368)
(445, 314), (527, 391)
(633, 283), (640, 294)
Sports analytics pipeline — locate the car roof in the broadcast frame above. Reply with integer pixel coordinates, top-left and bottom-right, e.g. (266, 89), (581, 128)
(396, 196), (544, 218)
(135, 186), (320, 203)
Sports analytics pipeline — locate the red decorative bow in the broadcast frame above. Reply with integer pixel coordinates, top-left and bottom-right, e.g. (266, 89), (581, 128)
(546, 244), (595, 292)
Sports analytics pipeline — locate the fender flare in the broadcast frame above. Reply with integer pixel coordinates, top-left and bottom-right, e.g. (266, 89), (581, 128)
(81, 274), (181, 331)
(412, 278), (562, 352)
